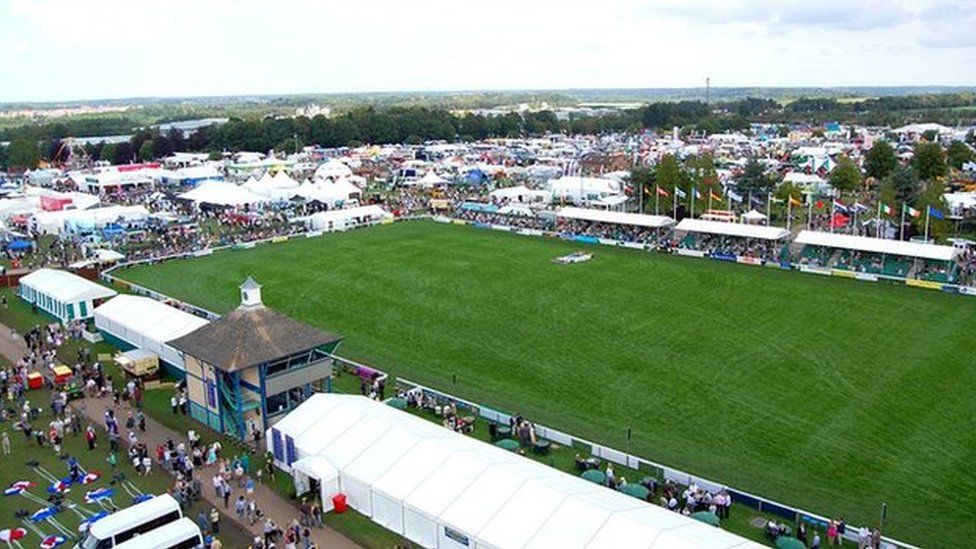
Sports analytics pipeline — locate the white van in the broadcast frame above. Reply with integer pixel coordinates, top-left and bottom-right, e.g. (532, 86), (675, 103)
(76, 494), (182, 549)
(112, 518), (203, 549)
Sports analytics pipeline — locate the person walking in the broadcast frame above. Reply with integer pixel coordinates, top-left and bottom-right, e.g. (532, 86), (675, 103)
(209, 508), (221, 535)
(197, 510), (209, 532)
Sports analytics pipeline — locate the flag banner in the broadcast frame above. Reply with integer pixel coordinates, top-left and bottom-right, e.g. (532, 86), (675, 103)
(882, 204), (893, 215)
(833, 200), (849, 213)
(727, 190), (743, 202)
(770, 196), (785, 204)
(905, 204), (921, 218)
(853, 202), (869, 213)
(815, 200), (825, 209)
(643, 187), (651, 195)
(692, 188), (702, 200)
(750, 195), (764, 205)
(657, 187), (670, 197)
(674, 187), (687, 199)
(928, 206), (945, 220)
(788, 196), (802, 206)
(709, 190), (723, 201)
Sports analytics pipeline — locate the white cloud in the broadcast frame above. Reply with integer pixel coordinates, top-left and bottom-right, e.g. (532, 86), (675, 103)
(0, 0), (973, 102)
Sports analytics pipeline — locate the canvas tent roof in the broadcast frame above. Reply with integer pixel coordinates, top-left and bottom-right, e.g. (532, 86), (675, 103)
(268, 394), (756, 549)
(93, 295), (209, 368)
(794, 230), (958, 261)
(178, 181), (267, 206)
(19, 268), (116, 304)
(557, 206), (675, 229)
(676, 218), (790, 240)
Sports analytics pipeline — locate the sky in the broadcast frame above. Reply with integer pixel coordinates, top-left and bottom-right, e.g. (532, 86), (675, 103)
(1, 0), (975, 103)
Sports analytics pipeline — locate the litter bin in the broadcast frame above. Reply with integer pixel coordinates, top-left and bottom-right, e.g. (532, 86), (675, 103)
(332, 493), (347, 514)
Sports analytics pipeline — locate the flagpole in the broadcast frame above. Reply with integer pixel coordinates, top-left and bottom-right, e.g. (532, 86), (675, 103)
(655, 185), (660, 216)
(924, 207), (930, 242)
(672, 189), (677, 219)
(900, 204), (906, 241)
(787, 198), (792, 231)
(639, 180), (644, 214)
(807, 197), (813, 231)
(853, 202), (857, 236)
(876, 202), (882, 239)
(690, 187), (695, 219)
(708, 192), (712, 213)
(766, 193), (771, 227)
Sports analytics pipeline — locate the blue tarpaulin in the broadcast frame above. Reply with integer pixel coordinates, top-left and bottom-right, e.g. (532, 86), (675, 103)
(6, 239), (31, 251)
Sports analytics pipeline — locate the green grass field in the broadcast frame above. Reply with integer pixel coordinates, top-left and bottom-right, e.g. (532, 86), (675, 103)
(119, 221), (976, 548)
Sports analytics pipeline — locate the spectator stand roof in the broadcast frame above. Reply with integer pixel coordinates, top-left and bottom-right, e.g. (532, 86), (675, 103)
(557, 207), (675, 229)
(268, 394), (761, 549)
(676, 218), (791, 240)
(794, 231), (959, 262)
(93, 295), (210, 370)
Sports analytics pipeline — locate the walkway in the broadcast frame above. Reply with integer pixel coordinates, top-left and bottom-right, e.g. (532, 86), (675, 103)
(0, 322), (359, 549)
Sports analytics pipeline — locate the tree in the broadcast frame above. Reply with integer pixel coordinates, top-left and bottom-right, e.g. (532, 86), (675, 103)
(7, 137), (40, 169)
(138, 140), (155, 161)
(828, 154), (861, 195)
(946, 140), (975, 170)
(863, 141), (898, 180)
(100, 143), (117, 165)
(912, 141), (946, 181)
(111, 142), (134, 165)
(913, 180), (950, 241)
(736, 157), (774, 196)
(655, 155), (688, 193)
(885, 165), (920, 203)
(684, 153), (717, 189)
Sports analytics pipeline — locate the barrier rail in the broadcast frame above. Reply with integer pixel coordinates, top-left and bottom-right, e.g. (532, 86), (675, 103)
(396, 377), (921, 549)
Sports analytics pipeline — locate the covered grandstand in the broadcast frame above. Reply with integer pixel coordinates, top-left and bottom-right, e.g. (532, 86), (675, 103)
(556, 206), (675, 229)
(675, 219), (790, 241)
(794, 231), (960, 281)
(93, 294), (210, 374)
(268, 394), (762, 549)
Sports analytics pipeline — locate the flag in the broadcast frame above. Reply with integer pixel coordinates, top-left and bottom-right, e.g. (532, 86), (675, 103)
(41, 535), (67, 549)
(853, 202), (869, 213)
(674, 187), (687, 199)
(833, 200), (849, 213)
(709, 190), (723, 201)
(643, 186), (651, 195)
(692, 188), (702, 200)
(770, 196), (785, 204)
(0, 528), (25, 542)
(78, 511), (110, 533)
(82, 471), (101, 485)
(904, 204), (921, 218)
(657, 187), (670, 197)
(788, 196), (803, 207)
(727, 190), (743, 203)
(29, 506), (58, 523)
(815, 200), (825, 209)
(928, 206), (944, 220)
(84, 487), (115, 504)
(3, 487), (24, 496)
(882, 203), (893, 215)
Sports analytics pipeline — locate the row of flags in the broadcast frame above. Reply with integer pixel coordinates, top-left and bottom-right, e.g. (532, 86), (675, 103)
(643, 185), (946, 220)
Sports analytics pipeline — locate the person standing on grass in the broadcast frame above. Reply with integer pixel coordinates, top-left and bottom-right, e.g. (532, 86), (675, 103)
(210, 508), (220, 534)
(1, 431), (9, 455)
(171, 394), (178, 414)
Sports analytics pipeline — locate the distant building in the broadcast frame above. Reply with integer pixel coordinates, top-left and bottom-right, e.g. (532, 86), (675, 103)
(169, 278), (343, 441)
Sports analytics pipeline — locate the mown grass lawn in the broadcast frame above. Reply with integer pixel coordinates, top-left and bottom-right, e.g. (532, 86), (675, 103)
(119, 221), (976, 548)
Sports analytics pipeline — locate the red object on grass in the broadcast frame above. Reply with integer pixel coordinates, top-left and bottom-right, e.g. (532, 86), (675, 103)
(332, 493), (347, 513)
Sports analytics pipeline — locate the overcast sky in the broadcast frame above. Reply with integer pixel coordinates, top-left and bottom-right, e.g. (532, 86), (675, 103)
(1, 0), (975, 102)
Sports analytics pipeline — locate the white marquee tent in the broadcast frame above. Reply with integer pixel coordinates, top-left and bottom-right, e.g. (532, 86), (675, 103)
(19, 268), (117, 322)
(267, 395), (761, 549)
(178, 181), (267, 207)
(93, 295), (210, 371)
(304, 205), (392, 232)
(489, 185), (550, 204)
(676, 218), (791, 240)
(794, 230), (958, 261)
